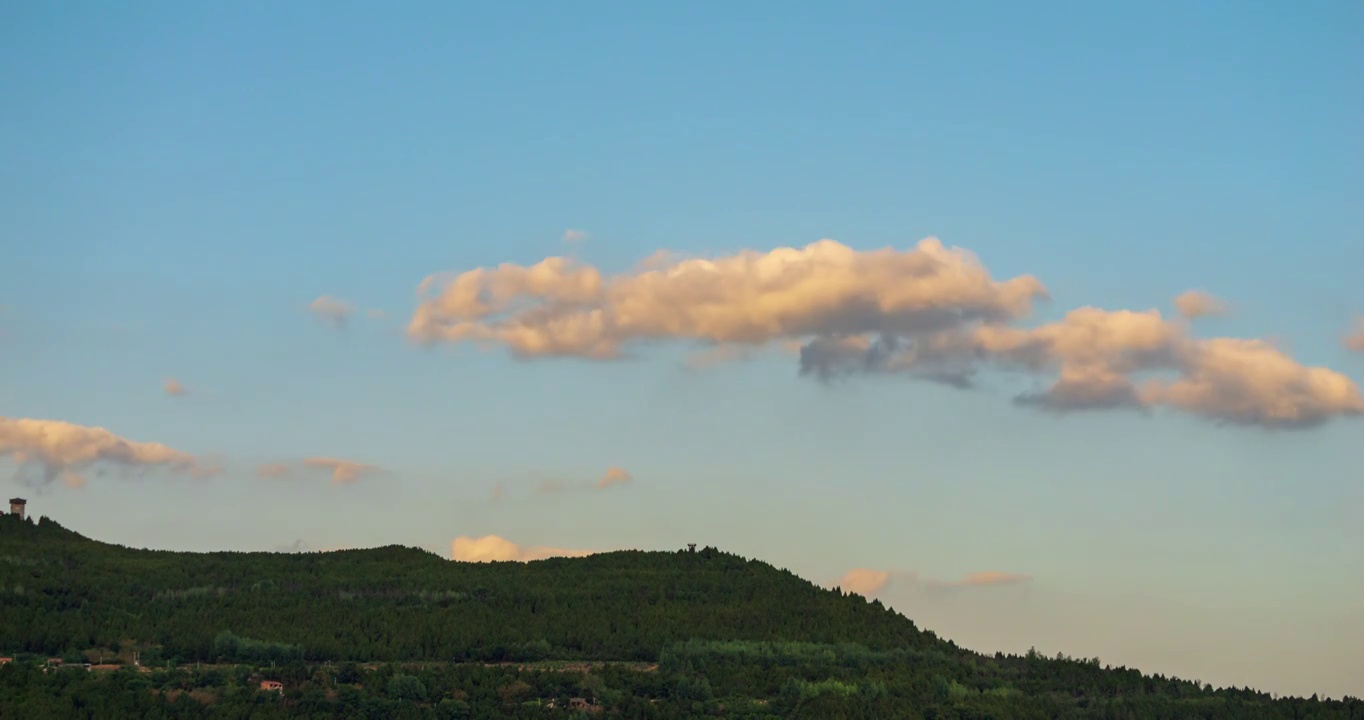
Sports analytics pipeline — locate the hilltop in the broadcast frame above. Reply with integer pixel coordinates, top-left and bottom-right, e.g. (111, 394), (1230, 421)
(0, 513), (935, 663)
(1, 513), (1360, 719)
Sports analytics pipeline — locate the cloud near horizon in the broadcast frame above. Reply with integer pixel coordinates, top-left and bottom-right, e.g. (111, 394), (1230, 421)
(0, 416), (217, 488)
(408, 237), (1363, 430)
(450, 534), (595, 562)
(1173, 290), (1229, 320)
(258, 457), (379, 484)
(163, 378), (187, 397)
(835, 567), (1031, 597)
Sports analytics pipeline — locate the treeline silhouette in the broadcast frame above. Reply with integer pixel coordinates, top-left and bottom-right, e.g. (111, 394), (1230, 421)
(1, 514), (1359, 719)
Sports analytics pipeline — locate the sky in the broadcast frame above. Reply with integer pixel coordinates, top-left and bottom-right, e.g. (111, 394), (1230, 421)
(2, 0), (1362, 700)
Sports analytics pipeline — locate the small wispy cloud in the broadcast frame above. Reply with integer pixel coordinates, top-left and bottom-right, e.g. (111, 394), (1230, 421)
(561, 229), (588, 245)
(926, 571), (1032, 588)
(532, 467), (636, 495)
(309, 295), (354, 328)
(596, 466), (632, 489)
(1345, 317), (1364, 354)
(257, 457), (380, 484)
(163, 378), (187, 397)
(1174, 290), (1229, 320)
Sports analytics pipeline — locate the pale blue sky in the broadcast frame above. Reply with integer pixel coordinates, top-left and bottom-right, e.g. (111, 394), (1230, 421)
(2, 0), (1362, 699)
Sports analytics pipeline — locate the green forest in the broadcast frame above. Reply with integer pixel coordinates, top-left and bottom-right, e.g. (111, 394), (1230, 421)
(2, 513), (1360, 719)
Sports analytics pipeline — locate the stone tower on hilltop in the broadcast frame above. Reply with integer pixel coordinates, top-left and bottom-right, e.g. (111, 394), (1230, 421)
(8, 498), (25, 520)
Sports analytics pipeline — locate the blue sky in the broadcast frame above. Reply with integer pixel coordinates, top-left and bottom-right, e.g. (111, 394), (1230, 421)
(2, 0), (1362, 699)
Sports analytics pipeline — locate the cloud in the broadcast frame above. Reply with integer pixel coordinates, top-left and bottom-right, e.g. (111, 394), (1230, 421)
(0, 416), (217, 487)
(562, 229), (589, 244)
(596, 466), (632, 489)
(163, 378), (187, 397)
(309, 295), (354, 328)
(535, 479), (571, 495)
(303, 457), (375, 483)
(257, 463), (290, 478)
(928, 571), (1032, 588)
(1345, 318), (1364, 354)
(837, 568), (894, 596)
(450, 534), (594, 562)
(530, 467), (635, 495)
(408, 237), (1047, 359)
(256, 458), (379, 484)
(407, 237), (1363, 430)
(1174, 290), (1229, 319)
(834, 567), (1030, 597)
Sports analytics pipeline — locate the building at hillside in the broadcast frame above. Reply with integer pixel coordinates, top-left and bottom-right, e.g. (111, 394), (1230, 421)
(8, 498), (24, 520)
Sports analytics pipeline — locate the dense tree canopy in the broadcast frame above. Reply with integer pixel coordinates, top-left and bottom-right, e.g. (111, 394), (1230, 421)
(2, 514), (1359, 719)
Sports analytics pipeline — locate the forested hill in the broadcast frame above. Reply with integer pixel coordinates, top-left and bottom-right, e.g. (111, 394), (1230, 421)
(4, 513), (1361, 719)
(0, 513), (938, 662)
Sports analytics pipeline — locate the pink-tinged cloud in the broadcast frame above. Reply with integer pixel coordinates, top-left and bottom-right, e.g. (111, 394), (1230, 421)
(257, 458), (379, 484)
(408, 237), (1047, 359)
(0, 416), (217, 487)
(450, 535), (594, 562)
(596, 466), (632, 489)
(408, 237), (1362, 430)
(1174, 290), (1229, 320)
(163, 378), (187, 397)
(303, 457), (376, 484)
(257, 463), (290, 478)
(838, 568), (893, 596)
(1345, 318), (1364, 354)
(561, 229), (588, 244)
(309, 295), (354, 328)
(940, 571), (1032, 587)
(809, 306), (1364, 429)
(532, 467), (636, 495)
(835, 567), (1029, 596)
